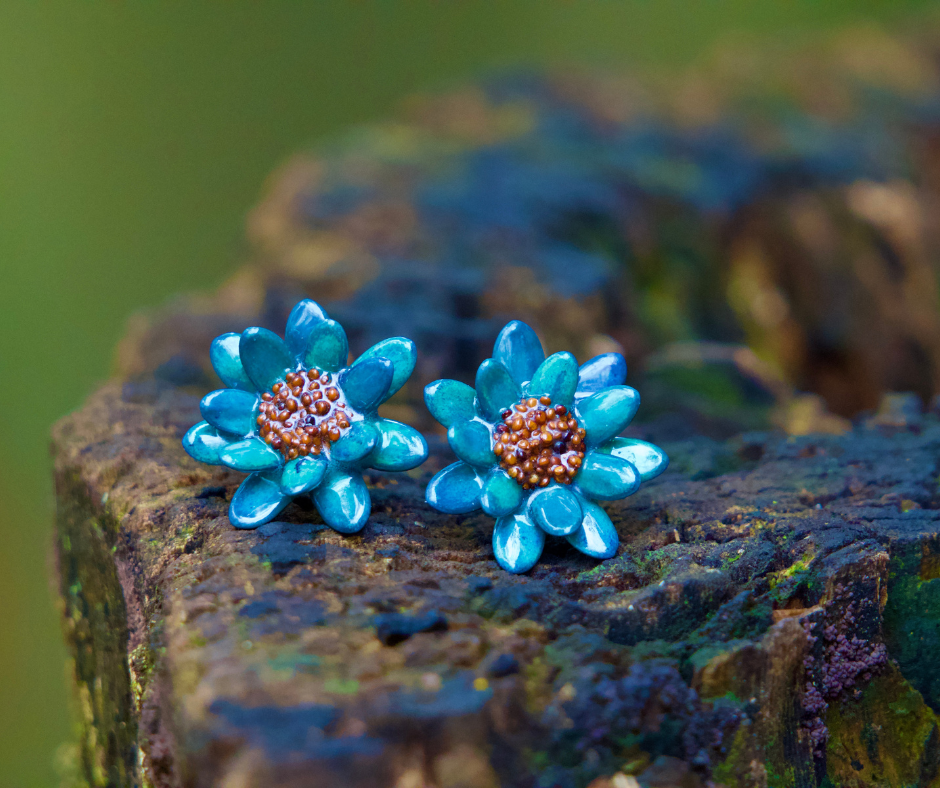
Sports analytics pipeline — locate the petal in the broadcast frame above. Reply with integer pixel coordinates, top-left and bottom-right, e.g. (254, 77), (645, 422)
(526, 352), (578, 407)
(425, 379), (477, 428)
(182, 422), (229, 465)
(219, 438), (282, 472)
(285, 299), (329, 359)
(338, 358), (393, 413)
(200, 389), (257, 436)
(493, 511), (545, 574)
(447, 420), (495, 469)
(480, 468), (523, 517)
(604, 437), (669, 481)
(229, 471), (290, 529)
(575, 451), (640, 500)
(576, 353), (627, 397)
(493, 320), (545, 386)
(210, 333), (253, 391)
(313, 470), (371, 534)
(353, 337), (416, 402)
(425, 462), (483, 514)
(475, 359), (522, 421)
(279, 455), (328, 496)
(527, 485), (583, 536)
(368, 419), (428, 472)
(575, 386), (640, 446)
(567, 501), (619, 559)
(330, 421), (378, 464)
(303, 319), (349, 373)
(240, 327), (294, 393)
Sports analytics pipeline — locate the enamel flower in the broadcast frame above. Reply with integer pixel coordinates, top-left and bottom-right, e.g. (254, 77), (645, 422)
(424, 321), (668, 573)
(182, 300), (428, 532)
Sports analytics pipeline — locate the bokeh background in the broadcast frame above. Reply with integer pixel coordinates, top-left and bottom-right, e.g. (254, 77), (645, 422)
(2, 2), (938, 785)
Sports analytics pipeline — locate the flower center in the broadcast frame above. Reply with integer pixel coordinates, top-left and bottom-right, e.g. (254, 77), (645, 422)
(256, 368), (353, 461)
(494, 395), (586, 489)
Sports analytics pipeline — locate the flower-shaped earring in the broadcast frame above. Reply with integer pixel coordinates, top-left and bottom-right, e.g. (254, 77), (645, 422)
(424, 321), (668, 573)
(183, 300), (428, 533)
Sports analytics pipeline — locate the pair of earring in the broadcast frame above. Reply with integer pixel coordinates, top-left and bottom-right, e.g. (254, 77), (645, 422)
(183, 299), (668, 573)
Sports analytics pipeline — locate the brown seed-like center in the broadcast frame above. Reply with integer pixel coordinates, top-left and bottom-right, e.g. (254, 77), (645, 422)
(256, 368), (353, 461)
(494, 395), (586, 490)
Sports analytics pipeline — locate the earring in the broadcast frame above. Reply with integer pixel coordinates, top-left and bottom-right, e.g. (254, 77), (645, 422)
(423, 320), (668, 573)
(182, 299), (428, 533)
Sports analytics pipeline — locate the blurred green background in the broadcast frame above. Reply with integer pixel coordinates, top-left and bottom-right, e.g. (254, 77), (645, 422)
(1, 2), (936, 785)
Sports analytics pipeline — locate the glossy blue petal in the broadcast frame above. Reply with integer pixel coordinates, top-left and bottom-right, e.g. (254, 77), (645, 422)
(313, 470), (371, 534)
(200, 389), (257, 436)
(475, 359), (522, 421)
(576, 353), (627, 397)
(229, 471), (289, 529)
(285, 299), (328, 359)
(527, 485), (583, 536)
(239, 327), (294, 393)
(567, 501), (619, 559)
(604, 437), (669, 481)
(302, 319), (349, 373)
(575, 386), (640, 447)
(575, 451), (640, 500)
(331, 421), (378, 463)
(447, 420), (495, 469)
(353, 337), (416, 402)
(425, 379), (477, 428)
(210, 333), (253, 391)
(219, 438), (282, 472)
(182, 422), (229, 465)
(368, 419), (428, 472)
(493, 320), (545, 386)
(480, 468), (523, 517)
(279, 455), (328, 496)
(526, 352), (579, 407)
(425, 462), (483, 514)
(338, 358), (393, 413)
(493, 511), (545, 574)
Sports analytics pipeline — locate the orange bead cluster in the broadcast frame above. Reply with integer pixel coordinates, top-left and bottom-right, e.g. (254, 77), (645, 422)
(257, 368), (352, 460)
(494, 395), (586, 489)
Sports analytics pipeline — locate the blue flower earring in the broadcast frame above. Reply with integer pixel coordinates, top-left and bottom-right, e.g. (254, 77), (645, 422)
(424, 321), (668, 573)
(182, 300), (428, 533)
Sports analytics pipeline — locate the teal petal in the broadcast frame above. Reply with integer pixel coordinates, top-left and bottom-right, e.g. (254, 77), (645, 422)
(313, 470), (371, 534)
(229, 471), (289, 529)
(354, 337), (416, 402)
(210, 333), (253, 391)
(368, 419), (428, 472)
(200, 389), (257, 436)
(338, 358), (393, 413)
(576, 451), (640, 501)
(526, 352), (578, 407)
(493, 320), (545, 386)
(285, 299), (328, 359)
(447, 420), (495, 469)
(576, 353), (626, 397)
(279, 455), (328, 496)
(425, 462), (483, 514)
(302, 319), (349, 373)
(604, 437), (669, 481)
(425, 379), (477, 428)
(575, 386), (640, 447)
(527, 485), (583, 536)
(182, 422), (229, 465)
(493, 511), (545, 574)
(219, 438), (282, 472)
(480, 468), (523, 517)
(239, 327), (294, 393)
(331, 421), (378, 464)
(475, 359), (522, 421)
(567, 501), (619, 559)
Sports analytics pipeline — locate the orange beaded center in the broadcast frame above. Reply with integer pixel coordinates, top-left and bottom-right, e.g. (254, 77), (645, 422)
(494, 395), (586, 490)
(256, 368), (353, 461)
